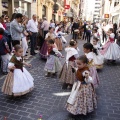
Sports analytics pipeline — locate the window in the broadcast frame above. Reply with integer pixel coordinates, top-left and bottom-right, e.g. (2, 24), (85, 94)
(114, 2), (119, 7)
(95, 3), (100, 5)
(42, 5), (46, 18)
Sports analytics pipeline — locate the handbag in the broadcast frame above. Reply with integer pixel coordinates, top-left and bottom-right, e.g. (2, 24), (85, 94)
(67, 81), (81, 105)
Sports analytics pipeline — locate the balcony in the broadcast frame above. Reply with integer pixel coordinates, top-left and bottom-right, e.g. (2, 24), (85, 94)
(72, 0), (80, 5)
(57, 0), (64, 8)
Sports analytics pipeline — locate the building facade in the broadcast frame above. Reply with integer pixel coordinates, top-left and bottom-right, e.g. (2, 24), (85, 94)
(37, 0), (64, 22)
(110, 0), (120, 25)
(100, 0), (120, 25)
(0, 0), (37, 18)
(93, 0), (101, 22)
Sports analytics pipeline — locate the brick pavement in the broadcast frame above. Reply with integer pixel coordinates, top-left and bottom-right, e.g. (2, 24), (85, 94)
(0, 35), (120, 120)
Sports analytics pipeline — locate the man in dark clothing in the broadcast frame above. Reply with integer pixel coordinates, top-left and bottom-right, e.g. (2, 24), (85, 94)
(72, 19), (79, 40)
(82, 21), (87, 40)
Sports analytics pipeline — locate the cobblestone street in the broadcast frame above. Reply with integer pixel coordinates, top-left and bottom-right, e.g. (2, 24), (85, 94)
(0, 35), (120, 120)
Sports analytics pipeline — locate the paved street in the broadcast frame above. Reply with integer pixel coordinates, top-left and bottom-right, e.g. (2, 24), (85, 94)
(0, 35), (120, 120)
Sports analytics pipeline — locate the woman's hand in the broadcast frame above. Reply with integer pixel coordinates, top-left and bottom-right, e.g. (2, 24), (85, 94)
(26, 64), (32, 67)
(9, 66), (16, 70)
(84, 72), (89, 79)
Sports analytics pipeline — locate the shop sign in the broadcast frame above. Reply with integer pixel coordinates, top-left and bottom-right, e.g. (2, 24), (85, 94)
(104, 14), (109, 18)
(65, 5), (70, 9)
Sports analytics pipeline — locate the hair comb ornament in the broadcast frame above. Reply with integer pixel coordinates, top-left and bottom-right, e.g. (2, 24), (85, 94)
(38, 114), (42, 120)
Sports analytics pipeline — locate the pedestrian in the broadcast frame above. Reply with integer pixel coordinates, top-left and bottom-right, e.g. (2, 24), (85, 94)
(10, 13), (24, 47)
(92, 28), (101, 45)
(0, 17), (5, 30)
(0, 28), (10, 75)
(5, 16), (12, 51)
(44, 39), (63, 77)
(56, 27), (67, 44)
(21, 16), (29, 57)
(55, 27), (64, 51)
(27, 14), (38, 55)
(59, 40), (79, 90)
(41, 17), (49, 39)
(116, 23), (120, 45)
(50, 20), (55, 28)
(113, 23), (117, 39)
(86, 22), (92, 43)
(83, 43), (99, 88)
(37, 18), (44, 49)
(102, 22), (107, 43)
(100, 28), (120, 65)
(40, 27), (57, 59)
(72, 19), (79, 40)
(2, 45), (34, 96)
(82, 21), (87, 40)
(66, 55), (97, 115)
(92, 37), (104, 69)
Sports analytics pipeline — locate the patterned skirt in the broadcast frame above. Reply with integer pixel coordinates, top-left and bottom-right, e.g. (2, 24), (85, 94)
(66, 83), (97, 115)
(89, 66), (99, 88)
(2, 72), (14, 95)
(39, 40), (48, 59)
(44, 55), (62, 73)
(55, 38), (62, 51)
(59, 61), (76, 85)
(2, 68), (34, 96)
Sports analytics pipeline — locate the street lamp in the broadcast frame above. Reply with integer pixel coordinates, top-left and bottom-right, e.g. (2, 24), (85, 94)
(53, 0), (59, 21)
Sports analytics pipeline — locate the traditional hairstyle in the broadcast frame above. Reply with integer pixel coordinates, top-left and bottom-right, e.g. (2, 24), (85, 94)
(78, 55), (89, 64)
(83, 43), (98, 55)
(109, 28), (114, 33)
(47, 39), (54, 44)
(14, 45), (22, 52)
(93, 28), (97, 33)
(93, 37), (99, 42)
(69, 39), (77, 46)
(49, 27), (53, 31)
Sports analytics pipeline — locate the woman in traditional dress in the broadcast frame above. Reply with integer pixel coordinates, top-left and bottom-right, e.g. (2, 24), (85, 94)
(2, 45), (34, 96)
(57, 27), (67, 44)
(92, 37), (104, 69)
(83, 43), (99, 88)
(101, 28), (120, 65)
(44, 39), (63, 77)
(39, 27), (57, 59)
(54, 25), (63, 51)
(59, 40), (79, 89)
(66, 55), (97, 115)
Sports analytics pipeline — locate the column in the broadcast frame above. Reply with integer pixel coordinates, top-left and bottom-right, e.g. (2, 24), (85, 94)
(8, 0), (14, 17)
(19, 1), (22, 13)
(47, 3), (53, 22)
(37, 2), (42, 19)
(0, 0), (2, 16)
(27, 3), (31, 18)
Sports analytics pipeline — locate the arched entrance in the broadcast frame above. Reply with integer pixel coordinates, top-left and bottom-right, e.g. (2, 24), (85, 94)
(42, 5), (46, 18)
